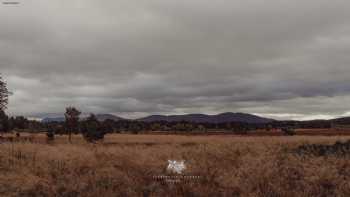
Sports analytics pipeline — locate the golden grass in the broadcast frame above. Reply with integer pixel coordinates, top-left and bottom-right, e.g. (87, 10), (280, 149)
(1, 134), (350, 196)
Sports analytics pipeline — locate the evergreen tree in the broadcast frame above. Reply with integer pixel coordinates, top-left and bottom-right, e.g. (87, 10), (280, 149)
(0, 75), (10, 133)
(81, 114), (106, 142)
(0, 75), (10, 111)
(64, 107), (81, 142)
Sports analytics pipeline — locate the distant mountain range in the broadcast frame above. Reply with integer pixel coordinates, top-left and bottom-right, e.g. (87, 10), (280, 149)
(137, 112), (275, 124)
(39, 112), (350, 124)
(330, 117), (350, 124)
(40, 112), (274, 124)
(94, 114), (124, 122)
(41, 114), (124, 123)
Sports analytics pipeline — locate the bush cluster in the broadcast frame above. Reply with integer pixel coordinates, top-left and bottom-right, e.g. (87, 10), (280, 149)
(80, 114), (107, 142)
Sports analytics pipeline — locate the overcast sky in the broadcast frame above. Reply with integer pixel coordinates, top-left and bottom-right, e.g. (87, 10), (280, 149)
(1, 0), (350, 120)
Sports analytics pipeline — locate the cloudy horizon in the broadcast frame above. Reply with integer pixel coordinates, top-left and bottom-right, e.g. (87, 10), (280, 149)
(1, 0), (350, 120)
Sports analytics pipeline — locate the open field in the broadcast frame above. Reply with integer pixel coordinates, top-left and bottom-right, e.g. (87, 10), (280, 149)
(1, 134), (350, 196)
(146, 128), (350, 136)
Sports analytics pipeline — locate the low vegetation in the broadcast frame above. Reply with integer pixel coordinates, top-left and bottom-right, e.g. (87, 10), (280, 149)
(282, 127), (296, 136)
(295, 140), (350, 156)
(0, 134), (350, 196)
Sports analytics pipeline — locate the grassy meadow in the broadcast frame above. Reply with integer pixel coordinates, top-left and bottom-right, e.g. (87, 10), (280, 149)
(1, 133), (350, 196)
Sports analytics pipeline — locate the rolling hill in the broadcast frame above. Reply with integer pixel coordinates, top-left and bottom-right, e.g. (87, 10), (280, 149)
(138, 112), (275, 124)
(42, 114), (124, 123)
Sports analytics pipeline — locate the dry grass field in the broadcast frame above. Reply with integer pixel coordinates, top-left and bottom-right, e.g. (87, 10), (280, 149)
(1, 133), (350, 196)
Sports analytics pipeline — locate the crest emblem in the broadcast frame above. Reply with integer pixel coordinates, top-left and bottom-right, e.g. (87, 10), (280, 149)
(167, 160), (186, 174)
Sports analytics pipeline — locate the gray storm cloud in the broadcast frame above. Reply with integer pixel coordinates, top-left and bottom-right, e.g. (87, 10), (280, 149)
(1, 0), (350, 120)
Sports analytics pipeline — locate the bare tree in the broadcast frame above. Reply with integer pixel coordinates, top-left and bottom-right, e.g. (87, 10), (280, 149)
(0, 75), (10, 111)
(64, 107), (81, 143)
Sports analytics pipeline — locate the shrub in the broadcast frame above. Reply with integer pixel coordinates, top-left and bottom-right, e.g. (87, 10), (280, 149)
(295, 140), (350, 156)
(46, 131), (55, 142)
(281, 127), (296, 136)
(81, 114), (106, 142)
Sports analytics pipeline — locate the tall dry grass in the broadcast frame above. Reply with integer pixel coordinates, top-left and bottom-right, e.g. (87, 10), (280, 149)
(1, 134), (350, 196)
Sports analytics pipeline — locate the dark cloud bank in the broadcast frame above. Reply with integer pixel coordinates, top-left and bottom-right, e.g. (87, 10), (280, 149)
(1, 0), (350, 120)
